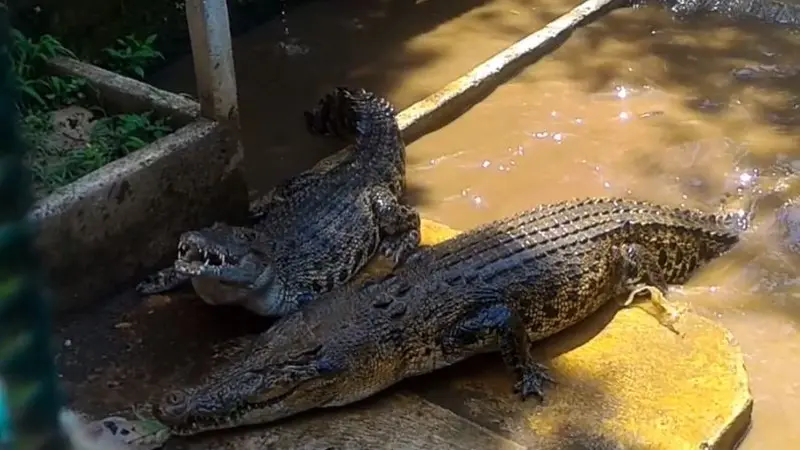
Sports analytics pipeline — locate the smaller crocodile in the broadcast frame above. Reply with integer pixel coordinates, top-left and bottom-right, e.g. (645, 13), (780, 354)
(152, 197), (750, 436)
(136, 87), (420, 317)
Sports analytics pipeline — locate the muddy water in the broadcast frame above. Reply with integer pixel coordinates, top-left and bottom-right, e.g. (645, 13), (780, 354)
(404, 6), (800, 449)
(150, 0), (800, 447)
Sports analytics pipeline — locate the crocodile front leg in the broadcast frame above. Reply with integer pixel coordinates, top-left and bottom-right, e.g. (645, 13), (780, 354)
(368, 185), (421, 266)
(136, 267), (190, 295)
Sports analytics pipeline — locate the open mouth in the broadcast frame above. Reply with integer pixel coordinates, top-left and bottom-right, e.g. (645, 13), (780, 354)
(177, 242), (230, 268)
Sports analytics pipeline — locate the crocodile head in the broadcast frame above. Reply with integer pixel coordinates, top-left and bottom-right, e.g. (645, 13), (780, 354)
(152, 294), (380, 435)
(172, 224), (281, 313)
(175, 223), (318, 317)
(175, 224), (265, 283)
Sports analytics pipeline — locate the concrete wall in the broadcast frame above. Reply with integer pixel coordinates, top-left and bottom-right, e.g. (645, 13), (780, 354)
(34, 58), (250, 312)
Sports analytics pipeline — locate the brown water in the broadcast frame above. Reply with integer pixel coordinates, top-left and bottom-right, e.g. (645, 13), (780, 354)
(404, 7), (800, 449)
(150, 0), (800, 447)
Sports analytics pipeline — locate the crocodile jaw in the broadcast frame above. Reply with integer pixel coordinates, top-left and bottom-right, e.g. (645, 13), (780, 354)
(171, 225), (274, 302)
(155, 381), (336, 436)
(189, 277), (252, 307)
(153, 302), (396, 436)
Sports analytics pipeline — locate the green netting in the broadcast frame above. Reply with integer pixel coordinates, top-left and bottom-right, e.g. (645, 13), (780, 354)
(0, 6), (69, 450)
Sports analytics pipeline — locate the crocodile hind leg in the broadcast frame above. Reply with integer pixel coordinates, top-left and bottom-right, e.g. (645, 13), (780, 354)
(501, 331), (556, 402)
(616, 243), (684, 334)
(368, 186), (421, 266)
(135, 267), (190, 295)
(500, 285), (557, 402)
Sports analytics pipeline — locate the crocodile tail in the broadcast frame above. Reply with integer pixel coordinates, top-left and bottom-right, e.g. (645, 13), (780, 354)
(717, 172), (800, 234)
(303, 87), (398, 144)
(717, 189), (755, 235)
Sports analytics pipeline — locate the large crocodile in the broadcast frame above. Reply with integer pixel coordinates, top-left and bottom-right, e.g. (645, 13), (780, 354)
(136, 87), (421, 317)
(151, 197), (750, 436)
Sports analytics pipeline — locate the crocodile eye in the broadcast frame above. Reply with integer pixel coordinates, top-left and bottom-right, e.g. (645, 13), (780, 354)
(157, 390), (189, 419)
(165, 391), (186, 406)
(241, 372), (264, 392)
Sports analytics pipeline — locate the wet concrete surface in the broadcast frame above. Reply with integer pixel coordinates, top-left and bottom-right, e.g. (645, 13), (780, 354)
(55, 290), (269, 418)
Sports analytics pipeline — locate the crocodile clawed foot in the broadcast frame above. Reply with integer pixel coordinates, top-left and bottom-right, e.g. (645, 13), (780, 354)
(135, 267), (190, 295)
(380, 230), (422, 267)
(513, 362), (556, 402)
(624, 285), (684, 336)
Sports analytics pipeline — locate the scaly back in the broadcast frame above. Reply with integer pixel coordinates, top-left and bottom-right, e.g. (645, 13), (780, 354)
(411, 197), (749, 285)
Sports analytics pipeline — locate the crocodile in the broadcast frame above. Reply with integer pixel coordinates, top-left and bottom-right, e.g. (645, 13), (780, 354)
(656, 0), (800, 27)
(136, 87), (421, 317)
(151, 197), (750, 436)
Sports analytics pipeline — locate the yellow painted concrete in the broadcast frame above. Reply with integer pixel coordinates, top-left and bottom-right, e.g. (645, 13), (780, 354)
(384, 218), (754, 450)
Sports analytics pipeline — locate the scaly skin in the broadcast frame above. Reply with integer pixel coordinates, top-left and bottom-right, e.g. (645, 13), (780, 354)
(663, 0), (800, 26)
(136, 87), (420, 317)
(152, 197), (750, 436)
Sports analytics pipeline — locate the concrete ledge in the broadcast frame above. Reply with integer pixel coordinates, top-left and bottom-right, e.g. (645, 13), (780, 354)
(33, 58), (249, 312)
(47, 57), (201, 125)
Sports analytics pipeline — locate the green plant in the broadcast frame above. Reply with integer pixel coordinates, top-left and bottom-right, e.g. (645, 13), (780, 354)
(11, 29), (174, 197)
(91, 113), (171, 154)
(10, 29), (81, 112)
(101, 34), (163, 79)
(26, 112), (171, 197)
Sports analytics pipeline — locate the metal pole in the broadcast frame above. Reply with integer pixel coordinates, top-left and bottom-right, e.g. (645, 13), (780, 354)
(185, 0), (240, 125)
(184, 0), (245, 176)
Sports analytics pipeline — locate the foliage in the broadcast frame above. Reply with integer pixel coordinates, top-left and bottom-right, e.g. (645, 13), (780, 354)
(10, 28), (84, 112)
(101, 34), (163, 79)
(26, 112), (171, 196)
(10, 29), (172, 197)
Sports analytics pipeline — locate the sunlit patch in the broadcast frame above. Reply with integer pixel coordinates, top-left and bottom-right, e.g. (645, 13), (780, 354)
(532, 131), (549, 139)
